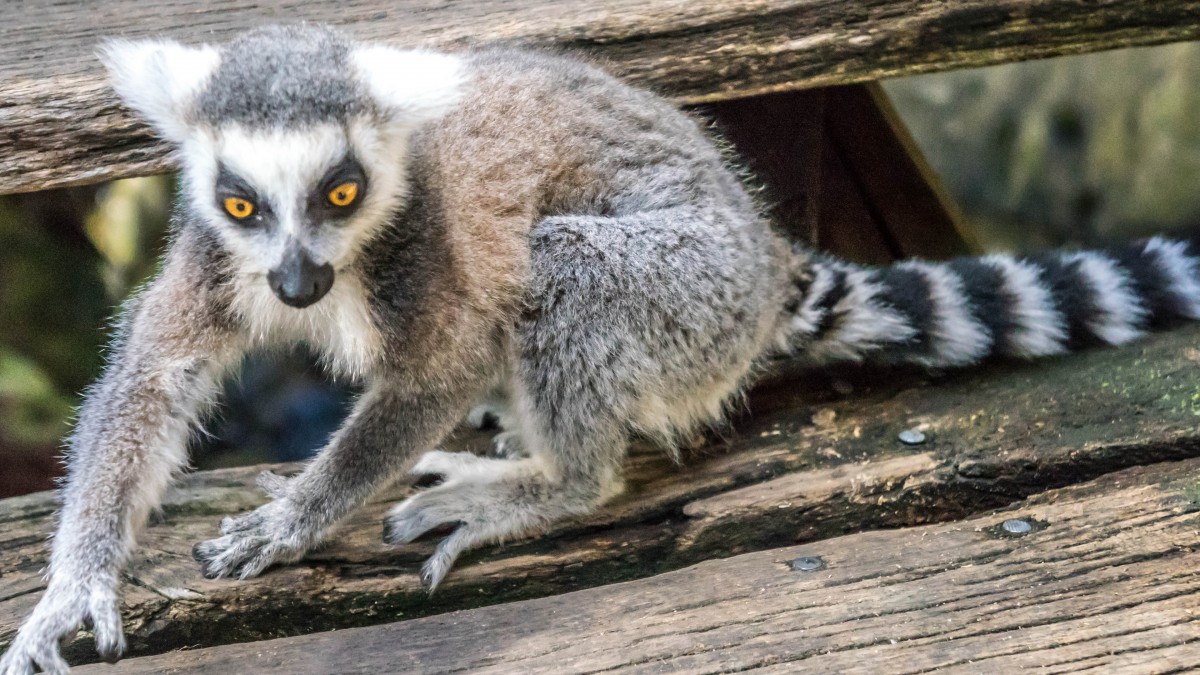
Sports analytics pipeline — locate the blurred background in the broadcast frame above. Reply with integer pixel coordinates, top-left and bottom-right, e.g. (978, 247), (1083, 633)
(2, 42), (1198, 498)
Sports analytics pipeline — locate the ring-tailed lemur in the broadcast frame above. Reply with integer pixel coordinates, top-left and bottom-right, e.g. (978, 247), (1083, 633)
(4, 23), (1200, 673)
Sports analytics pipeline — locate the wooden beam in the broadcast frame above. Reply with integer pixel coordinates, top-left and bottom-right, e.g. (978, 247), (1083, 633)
(7, 324), (1200, 664)
(823, 83), (983, 259)
(697, 88), (829, 247)
(3, 0), (1200, 194)
(75, 457), (1200, 673)
(700, 84), (983, 264)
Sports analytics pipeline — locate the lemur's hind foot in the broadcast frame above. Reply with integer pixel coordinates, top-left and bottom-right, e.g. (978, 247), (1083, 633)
(384, 450), (597, 590)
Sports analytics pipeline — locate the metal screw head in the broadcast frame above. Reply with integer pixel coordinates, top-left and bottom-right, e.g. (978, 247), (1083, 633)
(898, 429), (927, 445)
(1001, 518), (1032, 535)
(788, 556), (825, 572)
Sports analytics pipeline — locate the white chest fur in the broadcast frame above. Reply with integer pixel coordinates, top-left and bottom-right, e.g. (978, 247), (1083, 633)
(231, 272), (383, 379)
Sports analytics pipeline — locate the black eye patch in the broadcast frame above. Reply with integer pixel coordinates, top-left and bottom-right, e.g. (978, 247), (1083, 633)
(214, 164), (271, 225)
(215, 164), (258, 200)
(311, 156), (368, 218)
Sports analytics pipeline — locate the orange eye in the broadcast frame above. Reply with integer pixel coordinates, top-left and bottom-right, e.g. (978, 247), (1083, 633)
(224, 197), (255, 219)
(328, 181), (359, 207)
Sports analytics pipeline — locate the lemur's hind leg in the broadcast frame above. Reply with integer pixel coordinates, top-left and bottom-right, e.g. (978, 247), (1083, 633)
(383, 209), (779, 588)
(385, 320), (631, 588)
(384, 398), (627, 588)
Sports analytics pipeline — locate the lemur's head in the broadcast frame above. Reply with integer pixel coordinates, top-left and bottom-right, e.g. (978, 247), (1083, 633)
(102, 24), (465, 308)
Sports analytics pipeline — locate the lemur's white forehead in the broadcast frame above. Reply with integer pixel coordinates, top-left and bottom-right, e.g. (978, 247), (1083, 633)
(213, 124), (348, 204)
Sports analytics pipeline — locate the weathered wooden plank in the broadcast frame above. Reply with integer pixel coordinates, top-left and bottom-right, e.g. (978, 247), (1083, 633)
(4, 0), (1200, 194)
(813, 134), (901, 265)
(5, 324), (1200, 664)
(73, 457), (1200, 674)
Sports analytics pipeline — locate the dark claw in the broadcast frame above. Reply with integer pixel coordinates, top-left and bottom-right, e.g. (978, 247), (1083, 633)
(382, 518), (457, 545)
(382, 519), (400, 545)
(192, 542), (223, 578)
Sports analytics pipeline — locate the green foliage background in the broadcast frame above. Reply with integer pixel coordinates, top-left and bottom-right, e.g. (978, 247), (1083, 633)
(0, 178), (171, 494)
(886, 42), (1200, 249)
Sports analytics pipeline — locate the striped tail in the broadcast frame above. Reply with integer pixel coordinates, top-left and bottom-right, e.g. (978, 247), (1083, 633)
(783, 237), (1200, 368)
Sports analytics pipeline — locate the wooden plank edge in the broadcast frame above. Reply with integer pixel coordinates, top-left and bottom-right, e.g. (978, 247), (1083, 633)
(7, 323), (1200, 664)
(4, 2), (1200, 195)
(74, 457), (1200, 674)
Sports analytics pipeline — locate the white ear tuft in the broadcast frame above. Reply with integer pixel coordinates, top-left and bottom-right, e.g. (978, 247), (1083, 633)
(100, 39), (220, 143)
(351, 46), (467, 130)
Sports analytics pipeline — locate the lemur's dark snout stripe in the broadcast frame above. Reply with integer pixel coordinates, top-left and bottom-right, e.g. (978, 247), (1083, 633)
(786, 237), (1200, 367)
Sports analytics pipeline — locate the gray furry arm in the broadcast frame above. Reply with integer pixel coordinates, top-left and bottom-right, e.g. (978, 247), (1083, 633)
(1, 241), (241, 674)
(192, 376), (474, 581)
(295, 384), (468, 525)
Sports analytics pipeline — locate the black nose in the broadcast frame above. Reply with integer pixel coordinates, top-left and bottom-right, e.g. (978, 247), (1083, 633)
(268, 245), (335, 308)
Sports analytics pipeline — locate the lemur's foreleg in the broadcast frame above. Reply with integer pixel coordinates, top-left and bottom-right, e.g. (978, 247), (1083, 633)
(0, 244), (240, 675)
(192, 380), (475, 580)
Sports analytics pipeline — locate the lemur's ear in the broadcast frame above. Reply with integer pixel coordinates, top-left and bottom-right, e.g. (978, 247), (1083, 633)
(100, 39), (220, 144)
(351, 46), (466, 132)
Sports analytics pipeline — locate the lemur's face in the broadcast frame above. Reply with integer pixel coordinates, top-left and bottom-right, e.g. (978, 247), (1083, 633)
(102, 25), (465, 309)
(184, 121), (386, 309)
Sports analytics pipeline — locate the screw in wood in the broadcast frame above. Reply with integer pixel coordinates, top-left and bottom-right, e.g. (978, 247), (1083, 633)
(1001, 518), (1033, 535)
(788, 556), (825, 572)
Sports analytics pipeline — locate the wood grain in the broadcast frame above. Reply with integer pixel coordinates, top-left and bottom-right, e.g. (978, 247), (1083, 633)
(823, 83), (982, 259)
(74, 457), (1200, 674)
(6, 324), (1200, 665)
(4, 0), (1200, 194)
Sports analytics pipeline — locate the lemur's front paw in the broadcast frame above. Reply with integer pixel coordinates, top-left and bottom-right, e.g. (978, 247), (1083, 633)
(192, 472), (309, 580)
(383, 450), (545, 590)
(0, 579), (124, 675)
(192, 531), (293, 580)
(465, 398), (527, 458)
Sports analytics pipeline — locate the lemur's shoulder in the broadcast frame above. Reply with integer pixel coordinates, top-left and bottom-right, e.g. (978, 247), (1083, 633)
(416, 43), (735, 231)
